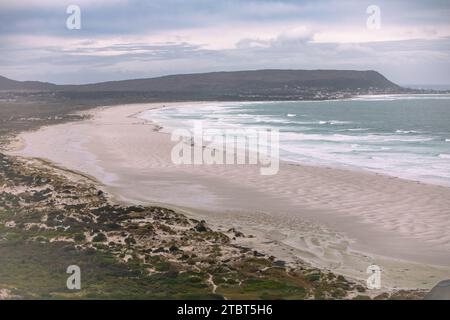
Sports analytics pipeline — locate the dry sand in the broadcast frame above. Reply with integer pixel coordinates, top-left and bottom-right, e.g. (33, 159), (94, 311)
(8, 102), (450, 290)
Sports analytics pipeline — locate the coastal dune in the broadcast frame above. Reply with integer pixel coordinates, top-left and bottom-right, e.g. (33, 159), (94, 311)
(9, 103), (450, 290)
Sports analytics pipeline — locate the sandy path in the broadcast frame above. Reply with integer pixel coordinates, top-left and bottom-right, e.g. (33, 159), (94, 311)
(8, 102), (450, 290)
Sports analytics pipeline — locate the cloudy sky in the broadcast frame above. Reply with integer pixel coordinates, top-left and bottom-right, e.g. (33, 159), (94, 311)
(1, 0), (449, 85)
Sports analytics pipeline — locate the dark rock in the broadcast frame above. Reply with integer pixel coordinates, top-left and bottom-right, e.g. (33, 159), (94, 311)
(228, 227), (244, 237)
(92, 232), (107, 242)
(253, 250), (265, 257)
(273, 260), (286, 267)
(194, 221), (209, 232)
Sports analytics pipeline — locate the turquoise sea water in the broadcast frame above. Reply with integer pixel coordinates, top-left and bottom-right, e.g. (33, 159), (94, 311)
(139, 94), (450, 186)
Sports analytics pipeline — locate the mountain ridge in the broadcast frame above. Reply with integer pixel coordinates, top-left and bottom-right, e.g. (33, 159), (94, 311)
(0, 75), (57, 91)
(0, 69), (400, 92)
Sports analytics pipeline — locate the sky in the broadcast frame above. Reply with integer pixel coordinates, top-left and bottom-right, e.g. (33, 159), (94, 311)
(1, 0), (449, 85)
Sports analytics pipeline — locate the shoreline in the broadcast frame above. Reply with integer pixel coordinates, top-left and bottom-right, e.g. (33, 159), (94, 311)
(142, 94), (450, 188)
(7, 102), (450, 290)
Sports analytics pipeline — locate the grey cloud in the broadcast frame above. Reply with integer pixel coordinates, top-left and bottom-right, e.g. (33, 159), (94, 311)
(1, 0), (449, 85)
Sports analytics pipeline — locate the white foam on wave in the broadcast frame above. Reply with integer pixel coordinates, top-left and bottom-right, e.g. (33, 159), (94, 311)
(395, 130), (421, 134)
(243, 115), (354, 127)
(280, 132), (433, 143)
(382, 136), (433, 142)
(141, 101), (252, 119)
(345, 128), (371, 131)
(351, 94), (450, 101)
(318, 120), (352, 125)
(252, 115), (295, 125)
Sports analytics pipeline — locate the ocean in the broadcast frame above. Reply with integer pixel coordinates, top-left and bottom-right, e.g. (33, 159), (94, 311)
(138, 94), (450, 186)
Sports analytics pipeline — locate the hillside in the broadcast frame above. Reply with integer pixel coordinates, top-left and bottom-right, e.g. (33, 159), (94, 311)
(0, 70), (402, 100)
(0, 75), (56, 91)
(61, 69), (400, 92)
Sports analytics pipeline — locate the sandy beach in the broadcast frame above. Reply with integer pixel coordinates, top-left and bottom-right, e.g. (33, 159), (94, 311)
(8, 102), (450, 290)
